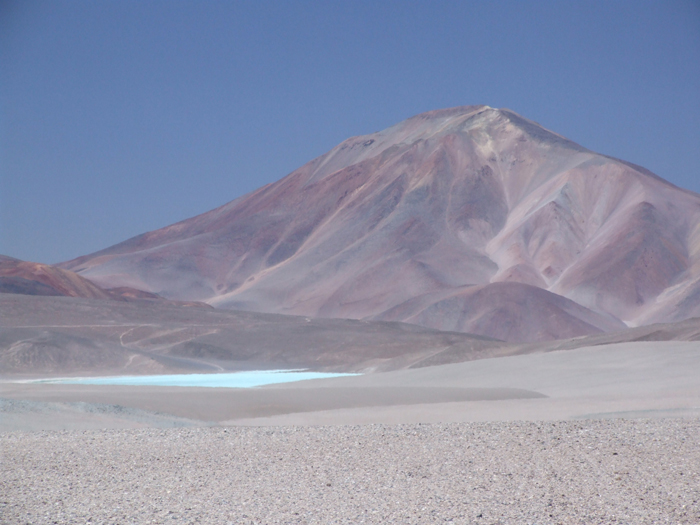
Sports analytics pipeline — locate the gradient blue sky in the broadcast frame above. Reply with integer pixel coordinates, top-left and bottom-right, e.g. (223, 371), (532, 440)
(1, 1), (699, 264)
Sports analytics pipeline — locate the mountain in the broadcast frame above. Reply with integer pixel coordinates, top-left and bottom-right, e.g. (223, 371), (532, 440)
(0, 254), (206, 305)
(60, 106), (700, 342)
(3, 292), (699, 377)
(0, 294), (508, 375)
(0, 254), (116, 299)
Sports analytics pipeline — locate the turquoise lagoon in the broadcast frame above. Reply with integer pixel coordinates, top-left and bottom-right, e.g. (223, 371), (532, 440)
(34, 370), (359, 388)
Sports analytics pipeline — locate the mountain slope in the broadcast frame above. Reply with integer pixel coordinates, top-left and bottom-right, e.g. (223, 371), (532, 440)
(0, 255), (204, 304)
(60, 106), (700, 341)
(1, 255), (114, 299)
(0, 294), (510, 375)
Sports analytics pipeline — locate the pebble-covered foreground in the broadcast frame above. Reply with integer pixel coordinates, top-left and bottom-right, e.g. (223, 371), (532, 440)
(2, 419), (699, 524)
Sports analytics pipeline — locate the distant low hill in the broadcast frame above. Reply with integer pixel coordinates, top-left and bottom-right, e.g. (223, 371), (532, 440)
(1, 254), (117, 299)
(1, 293), (698, 377)
(0, 255), (206, 306)
(0, 294), (508, 376)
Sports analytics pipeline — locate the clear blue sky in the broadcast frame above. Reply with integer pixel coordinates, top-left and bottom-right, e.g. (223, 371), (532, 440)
(1, 0), (699, 264)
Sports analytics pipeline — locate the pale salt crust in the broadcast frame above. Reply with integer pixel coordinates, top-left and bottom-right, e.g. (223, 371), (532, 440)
(2, 419), (699, 524)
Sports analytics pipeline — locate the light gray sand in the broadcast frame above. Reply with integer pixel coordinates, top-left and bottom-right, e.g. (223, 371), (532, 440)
(2, 341), (698, 429)
(0, 386), (544, 431)
(2, 342), (700, 523)
(2, 419), (699, 524)
(238, 341), (700, 426)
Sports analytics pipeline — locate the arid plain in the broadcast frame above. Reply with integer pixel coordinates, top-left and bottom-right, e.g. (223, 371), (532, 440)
(2, 292), (700, 430)
(3, 106), (700, 524)
(3, 296), (700, 523)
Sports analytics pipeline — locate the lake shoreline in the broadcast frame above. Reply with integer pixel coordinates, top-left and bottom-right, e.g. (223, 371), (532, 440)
(8, 370), (360, 388)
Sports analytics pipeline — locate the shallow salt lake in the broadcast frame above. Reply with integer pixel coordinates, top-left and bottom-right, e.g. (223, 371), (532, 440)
(29, 370), (359, 388)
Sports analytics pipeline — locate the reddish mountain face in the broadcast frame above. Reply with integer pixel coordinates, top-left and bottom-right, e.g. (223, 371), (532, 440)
(0, 255), (208, 306)
(60, 106), (700, 342)
(0, 255), (114, 299)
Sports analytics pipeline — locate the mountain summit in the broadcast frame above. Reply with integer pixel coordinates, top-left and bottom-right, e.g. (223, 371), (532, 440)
(61, 106), (700, 342)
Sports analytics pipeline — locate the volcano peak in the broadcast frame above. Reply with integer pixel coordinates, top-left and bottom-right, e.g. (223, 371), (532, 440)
(60, 107), (700, 342)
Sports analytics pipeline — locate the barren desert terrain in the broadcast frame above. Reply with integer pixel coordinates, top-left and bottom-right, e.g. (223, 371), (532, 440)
(3, 106), (700, 524)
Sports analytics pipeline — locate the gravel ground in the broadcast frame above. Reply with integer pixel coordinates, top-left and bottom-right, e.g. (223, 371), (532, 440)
(2, 419), (699, 524)
(0, 398), (203, 431)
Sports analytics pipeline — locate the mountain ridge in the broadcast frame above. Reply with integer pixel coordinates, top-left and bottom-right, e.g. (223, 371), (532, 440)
(59, 106), (700, 342)
(0, 254), (209, 306)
